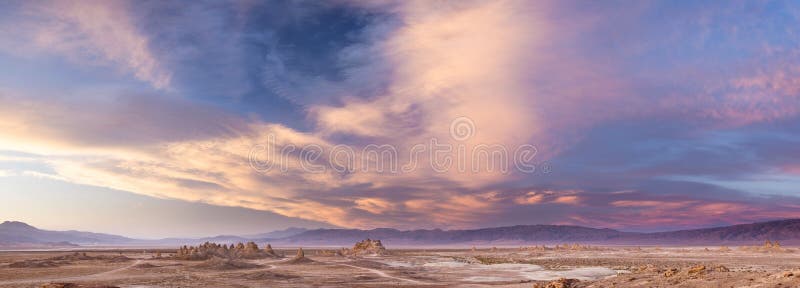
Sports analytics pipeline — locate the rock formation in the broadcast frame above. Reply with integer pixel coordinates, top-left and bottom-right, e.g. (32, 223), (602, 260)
(284, 247), (313, 264)
(348, 238), (387, 256)
(739, 240), (789, 253)
(533, 278), (580, 288)
(712, 265), (730, 272)
(264, 244), (279, 257)
(687, 265), (706, 278)
(174, 242), (279, 261)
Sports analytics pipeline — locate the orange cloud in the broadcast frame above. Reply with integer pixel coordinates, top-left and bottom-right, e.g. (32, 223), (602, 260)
(354, 198), (395, 214)
(553, 195), (581, 205)
(611, 200), (694, 209)
(514, 192), (545, 205)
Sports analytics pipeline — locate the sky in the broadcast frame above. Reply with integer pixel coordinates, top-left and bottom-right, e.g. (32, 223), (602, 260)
(0, 0), (799, 238)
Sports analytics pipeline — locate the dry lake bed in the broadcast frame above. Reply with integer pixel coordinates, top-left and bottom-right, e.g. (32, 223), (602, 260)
(1, 246), (799, 287)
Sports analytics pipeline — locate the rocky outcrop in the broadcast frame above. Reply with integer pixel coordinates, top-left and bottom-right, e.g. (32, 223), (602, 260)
(264, 244), (279, 257)
(687, 265), (706, 278)
(9, 252), (130, 268)
(739, 239), (790, 253)
(713, 265), (730, 272)
(533, 278), (580, 288)
(350, 239), (387, 256)
(284, 248), (313, 264)
(9, 260), (61, 268)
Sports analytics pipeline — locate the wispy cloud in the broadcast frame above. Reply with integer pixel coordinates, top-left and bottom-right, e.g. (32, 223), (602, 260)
(0, 0), (799, 231)
(2, 1), (171, 90)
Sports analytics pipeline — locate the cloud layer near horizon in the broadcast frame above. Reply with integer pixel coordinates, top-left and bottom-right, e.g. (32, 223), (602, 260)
(1, 0), (799, 231)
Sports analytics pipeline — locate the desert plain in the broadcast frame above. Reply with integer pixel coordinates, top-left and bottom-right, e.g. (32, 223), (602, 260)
(1, 243), (799, 288)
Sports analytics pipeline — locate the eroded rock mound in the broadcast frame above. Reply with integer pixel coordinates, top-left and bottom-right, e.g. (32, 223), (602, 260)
(284, 248), (314, 264)
(713, 265), (730, 272)
(687, 265), (706, 278)
(48, 252), (95, 261)
(350, 238), (387, 256)
(663, 268), (679, 277)
(739, 239), (791, 253)
(264, 244), (279, 257)
(8, 252), (131, 268)
(9, 260), (62, 268)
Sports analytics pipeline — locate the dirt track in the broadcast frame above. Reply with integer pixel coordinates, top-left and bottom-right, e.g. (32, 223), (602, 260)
(0, 247), (798, 287)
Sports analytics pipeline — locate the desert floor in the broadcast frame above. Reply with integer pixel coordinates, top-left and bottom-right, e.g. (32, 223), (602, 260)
(1, 246), (799, 287)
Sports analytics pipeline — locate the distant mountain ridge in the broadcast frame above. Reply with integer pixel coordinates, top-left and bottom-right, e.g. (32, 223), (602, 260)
(271, 219), (800, 246)
(242, 227), (308, 239)
(271, 225), (628, 246)
(2, 219), (799, 248)
(0, 221), (133, 246)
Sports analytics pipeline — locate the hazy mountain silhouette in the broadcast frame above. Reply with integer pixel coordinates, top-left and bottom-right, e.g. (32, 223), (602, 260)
(242, 227), (308, 239)
(2, 219), (799, 248)
(272, 219), (800, 246)
(0, 221), (132, 246)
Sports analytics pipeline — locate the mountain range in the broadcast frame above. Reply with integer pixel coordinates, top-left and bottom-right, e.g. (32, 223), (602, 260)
(2, 219), (799, 249)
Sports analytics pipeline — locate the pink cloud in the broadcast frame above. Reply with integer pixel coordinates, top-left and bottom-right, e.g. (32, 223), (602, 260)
(2, 1), (171, 89)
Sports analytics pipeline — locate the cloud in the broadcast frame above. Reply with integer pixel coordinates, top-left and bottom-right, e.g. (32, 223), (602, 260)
(354, 198), (395, 214)
(553, 195), (581, 205)
(514, 192), (545, 205)
(1, 0), (800, 231)
(0, 90), (249, 152)
(1, 1), (171, 90)
(0, 169), (14, 177)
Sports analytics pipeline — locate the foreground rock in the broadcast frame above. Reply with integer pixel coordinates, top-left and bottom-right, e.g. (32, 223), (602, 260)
(533, 278), (580, 288)
(687, 265), (706, 278)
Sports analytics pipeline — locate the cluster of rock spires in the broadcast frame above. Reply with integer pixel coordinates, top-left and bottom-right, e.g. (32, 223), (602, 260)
(349, 238), (387, 255)
(175, 242), (280, 260)
(173, 238), (386, 263)
(738, 239), (788, 253)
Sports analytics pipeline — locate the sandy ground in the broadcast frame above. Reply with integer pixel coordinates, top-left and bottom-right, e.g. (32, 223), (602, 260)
(0, 246), (798, 287)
